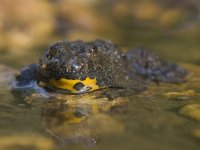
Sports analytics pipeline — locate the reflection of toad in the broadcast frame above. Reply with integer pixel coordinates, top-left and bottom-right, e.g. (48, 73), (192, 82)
(13, 39), (187, 95)
(41, 94), (126, 146)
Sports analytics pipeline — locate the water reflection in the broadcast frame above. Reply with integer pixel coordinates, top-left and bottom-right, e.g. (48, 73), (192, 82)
(40, 93), (127, 146)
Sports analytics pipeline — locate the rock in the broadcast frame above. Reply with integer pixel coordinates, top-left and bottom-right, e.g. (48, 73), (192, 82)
(179, 104), (200, 121)
(0, 133), (55, 150)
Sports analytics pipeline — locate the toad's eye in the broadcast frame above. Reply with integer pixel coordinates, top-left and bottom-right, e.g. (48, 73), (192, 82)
(49, 77), (100, 93)
(71, 63), (81, 71)
(46, 54), (50, 59)
(49, 46), (58, 57)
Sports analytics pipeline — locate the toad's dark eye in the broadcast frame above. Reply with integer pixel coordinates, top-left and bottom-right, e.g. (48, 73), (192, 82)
(49, 46), (58, 57)
(46, 54), (50, 59)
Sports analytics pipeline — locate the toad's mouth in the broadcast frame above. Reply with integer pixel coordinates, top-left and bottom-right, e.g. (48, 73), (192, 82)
(48, 77), (100, 93)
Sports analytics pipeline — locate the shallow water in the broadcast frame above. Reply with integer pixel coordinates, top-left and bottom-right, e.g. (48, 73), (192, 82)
(0, 64), (200, 150)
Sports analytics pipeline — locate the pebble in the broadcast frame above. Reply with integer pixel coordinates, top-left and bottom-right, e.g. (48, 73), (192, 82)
(179, 104), (200, 121)
(0, 134), (55, 150)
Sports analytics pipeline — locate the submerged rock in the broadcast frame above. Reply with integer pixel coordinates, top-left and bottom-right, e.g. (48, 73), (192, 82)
(0, 133), (55, 150)
(179, 104), (200, 121)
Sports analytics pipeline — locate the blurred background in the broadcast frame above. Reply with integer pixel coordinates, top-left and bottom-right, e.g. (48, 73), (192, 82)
(0, 0), (200, 68)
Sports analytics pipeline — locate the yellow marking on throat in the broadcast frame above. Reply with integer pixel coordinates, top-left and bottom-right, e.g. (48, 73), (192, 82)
(49, 77), (99, 93)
